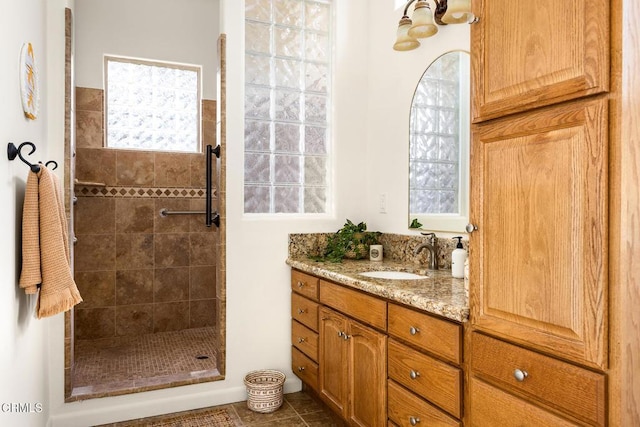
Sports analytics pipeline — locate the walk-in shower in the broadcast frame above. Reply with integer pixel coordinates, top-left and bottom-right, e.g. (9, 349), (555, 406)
(62, 3), (226, 400)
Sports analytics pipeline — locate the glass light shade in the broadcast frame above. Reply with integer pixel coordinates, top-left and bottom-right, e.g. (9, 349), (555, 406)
(442, 0), (474, 24)
(408, 1), (438, 38)
(393, 17), (420, 51)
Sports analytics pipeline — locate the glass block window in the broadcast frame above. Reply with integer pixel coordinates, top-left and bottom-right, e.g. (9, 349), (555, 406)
(104, 56), (201, 152)
(244, 0), (332, 214)
(409, 53), (468, 215)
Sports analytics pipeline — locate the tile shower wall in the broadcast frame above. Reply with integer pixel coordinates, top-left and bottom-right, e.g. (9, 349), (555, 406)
(73, 86), (218, 340)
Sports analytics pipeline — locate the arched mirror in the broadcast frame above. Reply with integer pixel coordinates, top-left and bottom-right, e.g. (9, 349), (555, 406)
(409, 50), (470, 232)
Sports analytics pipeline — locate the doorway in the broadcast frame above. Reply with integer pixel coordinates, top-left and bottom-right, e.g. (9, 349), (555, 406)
(62, 5), (226, 401)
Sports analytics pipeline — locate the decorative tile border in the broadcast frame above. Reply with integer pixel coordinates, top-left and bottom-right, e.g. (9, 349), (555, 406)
(75, 185), (216, 199)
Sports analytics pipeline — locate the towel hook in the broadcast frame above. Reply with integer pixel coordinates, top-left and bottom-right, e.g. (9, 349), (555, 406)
(7, 142), (58, 172)
(45, 160), (58, 170)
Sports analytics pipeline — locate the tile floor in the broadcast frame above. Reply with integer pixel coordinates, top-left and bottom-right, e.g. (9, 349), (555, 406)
(100, 390), (345, 426)
(72, 327), (220, 399)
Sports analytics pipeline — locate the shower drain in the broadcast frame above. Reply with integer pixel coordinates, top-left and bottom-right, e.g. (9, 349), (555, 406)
(195, 355), (210, 360)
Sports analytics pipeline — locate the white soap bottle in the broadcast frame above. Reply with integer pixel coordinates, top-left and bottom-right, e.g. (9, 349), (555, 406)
(451, 236), (467, 279)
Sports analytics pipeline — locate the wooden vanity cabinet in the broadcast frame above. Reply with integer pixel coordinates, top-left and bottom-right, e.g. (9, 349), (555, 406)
(319, 285), (387, 427)
(291, 270), (464, 426)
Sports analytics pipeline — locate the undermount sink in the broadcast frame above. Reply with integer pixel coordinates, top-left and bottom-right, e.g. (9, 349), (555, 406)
(359, 271), (427, 280)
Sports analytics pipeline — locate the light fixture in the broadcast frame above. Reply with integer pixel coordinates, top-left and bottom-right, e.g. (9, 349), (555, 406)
(442, 0), (475, 24)
(393, 0), (477, 51)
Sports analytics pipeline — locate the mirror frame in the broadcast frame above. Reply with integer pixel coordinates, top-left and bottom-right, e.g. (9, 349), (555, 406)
(408, 50), (470, 233)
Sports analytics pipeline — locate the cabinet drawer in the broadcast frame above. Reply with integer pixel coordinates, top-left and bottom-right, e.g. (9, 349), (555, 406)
(388, 380), (460, 427)
(471, 333), (606, 426)
(388, 339), (461, 419)
(291, 270), (319, 301)
(291, 293), (319, 332)
(291, 320), (318, 361)
(469, 377), (578, 426)
(388, 303), (461, 365)
(319, 280), (387, 330)
(292, 346), (318, 391)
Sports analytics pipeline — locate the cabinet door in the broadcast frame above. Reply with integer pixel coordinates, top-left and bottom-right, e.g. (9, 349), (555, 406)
(471, 0), (609, 122)
(469, 98), (608, 369)
(348, 320), (387, 427)
(319, 307), (348, 419)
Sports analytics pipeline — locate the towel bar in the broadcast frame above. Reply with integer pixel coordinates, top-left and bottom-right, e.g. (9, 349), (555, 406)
(159, 208), (220, 227)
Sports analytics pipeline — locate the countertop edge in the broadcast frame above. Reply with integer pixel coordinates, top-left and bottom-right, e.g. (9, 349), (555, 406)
(286, 258), (469, 323)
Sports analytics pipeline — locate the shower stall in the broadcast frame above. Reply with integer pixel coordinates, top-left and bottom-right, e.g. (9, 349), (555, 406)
(62, 3), (226, 400)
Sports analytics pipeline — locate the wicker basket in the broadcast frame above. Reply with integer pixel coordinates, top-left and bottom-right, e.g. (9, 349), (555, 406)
(243, 370), (286, 413)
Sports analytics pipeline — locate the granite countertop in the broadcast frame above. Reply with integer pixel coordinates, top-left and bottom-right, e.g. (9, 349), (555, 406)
(286, 257), (469, 323)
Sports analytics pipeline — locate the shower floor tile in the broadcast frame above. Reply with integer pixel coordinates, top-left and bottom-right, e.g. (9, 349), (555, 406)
(72, 327), (220, 399)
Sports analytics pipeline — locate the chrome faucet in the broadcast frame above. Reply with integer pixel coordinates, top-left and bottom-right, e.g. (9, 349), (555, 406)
(414, 233), (438, 270)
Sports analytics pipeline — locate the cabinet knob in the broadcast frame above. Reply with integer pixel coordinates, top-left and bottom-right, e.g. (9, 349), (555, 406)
(297, 366), (305, 372)
(297, 337), (306, 343)
(409, 370), (420, 380)
(297, 281), (305, 288)
(338, 331), (343, 337)
(297, 308), (307, 314)
(343, 334), (351, 341)
(409, 416), (421, 425)
(465, 223), (478, 233)
(513, 368), (528, 382)
(409, 326), (420, 335)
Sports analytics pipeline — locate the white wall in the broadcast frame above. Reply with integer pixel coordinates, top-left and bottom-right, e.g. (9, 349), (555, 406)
(45, 1), (470, 425)
(74, 0), (219, 99)
(1, 1), (51, 426)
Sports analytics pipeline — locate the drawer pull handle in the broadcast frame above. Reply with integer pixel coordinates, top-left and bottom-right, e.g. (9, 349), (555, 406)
(409, 326), (420, 335)
(297, 337), (306, 343)
(297, 366), (305, 372)
(514, 368), (528, 382)
(297, 308), (307, 314)
(297, 281), (305, 288)
(409, 416), (421, 425)
(409, 370), (420, 380)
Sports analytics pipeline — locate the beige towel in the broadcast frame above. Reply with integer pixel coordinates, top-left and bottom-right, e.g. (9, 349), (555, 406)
(19, 165), (82, 318)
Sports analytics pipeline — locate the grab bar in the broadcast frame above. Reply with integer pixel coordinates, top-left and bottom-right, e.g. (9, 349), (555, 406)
(205, 144), (221, 228)
(159, 209), (204, 216)
(159, 208), (221, 225)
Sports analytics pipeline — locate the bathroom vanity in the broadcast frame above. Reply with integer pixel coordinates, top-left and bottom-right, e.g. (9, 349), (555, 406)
(287, 255), (467, 427)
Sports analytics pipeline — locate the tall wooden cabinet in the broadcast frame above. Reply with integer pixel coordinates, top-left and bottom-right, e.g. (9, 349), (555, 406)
(469, 0), (640, 426)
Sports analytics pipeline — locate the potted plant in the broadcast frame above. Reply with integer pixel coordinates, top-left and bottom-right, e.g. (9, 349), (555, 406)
(317, 219), (381, 262)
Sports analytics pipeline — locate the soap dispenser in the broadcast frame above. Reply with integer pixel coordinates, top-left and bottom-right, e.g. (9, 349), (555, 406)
(451, 236), (467, 279)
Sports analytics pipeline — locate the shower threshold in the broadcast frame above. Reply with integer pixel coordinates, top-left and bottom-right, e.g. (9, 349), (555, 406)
(69, 327), (223, 401)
